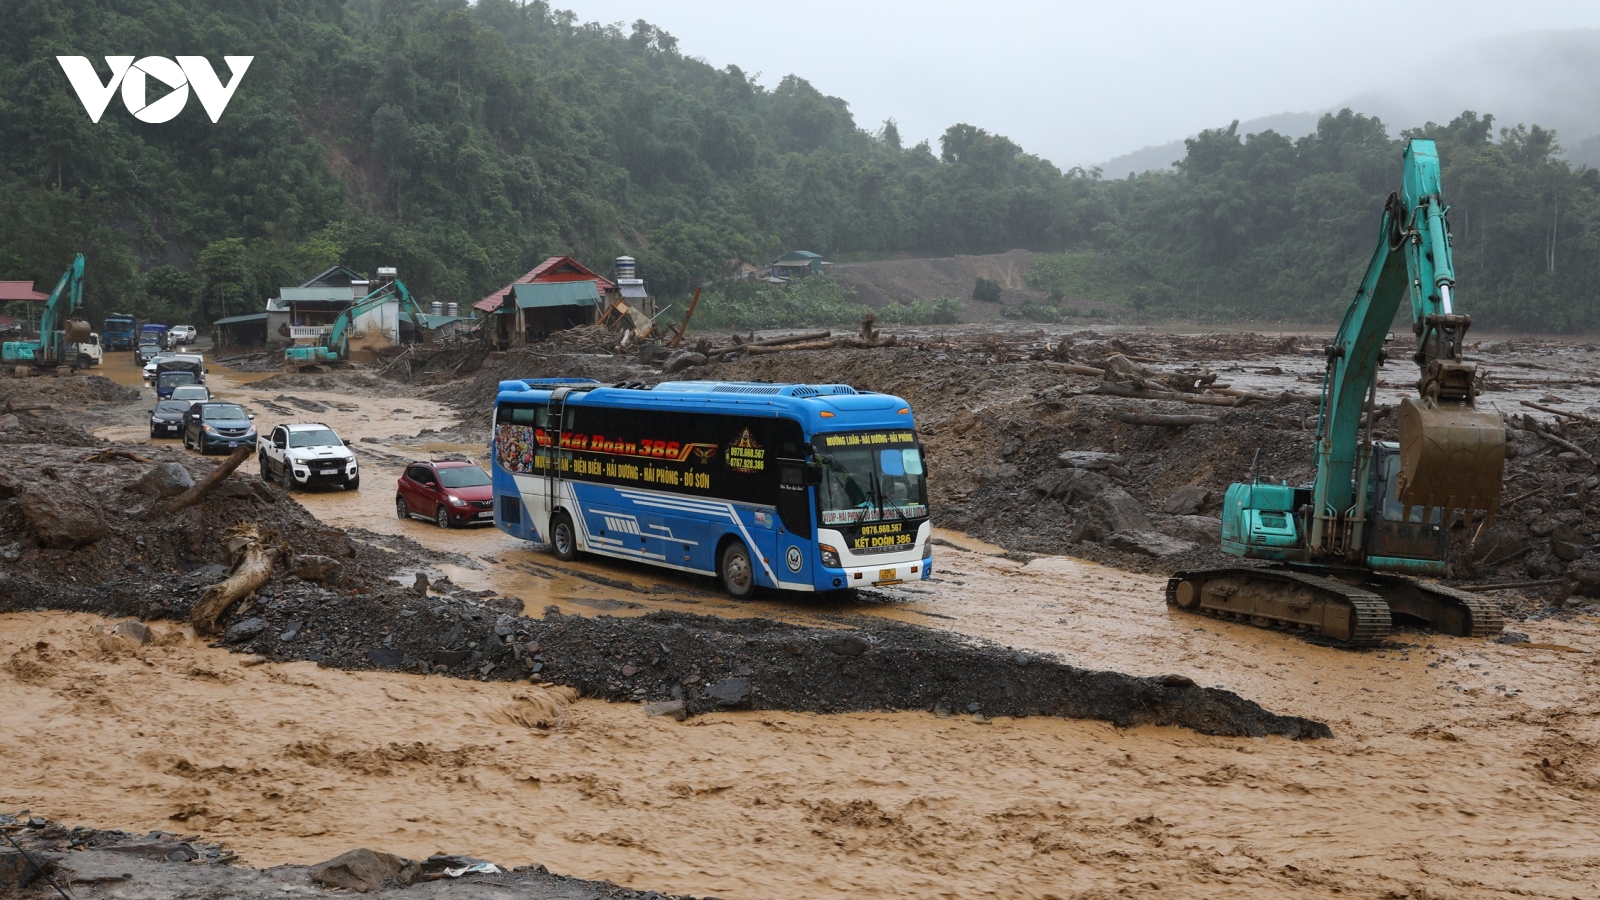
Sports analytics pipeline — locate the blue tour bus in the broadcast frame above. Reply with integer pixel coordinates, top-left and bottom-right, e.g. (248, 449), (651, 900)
(490, 378), (931, 597)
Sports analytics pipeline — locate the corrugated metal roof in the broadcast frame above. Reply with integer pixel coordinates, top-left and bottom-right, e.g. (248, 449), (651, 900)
(415, 314), (471, 328)
(776, 250), (821, 262)
(474, 256), (617, 312)
(212, 312), (269, 326)
(0, 281), (49, 302)
(279, 287), (356, 303)
(511, 281), (600, 309)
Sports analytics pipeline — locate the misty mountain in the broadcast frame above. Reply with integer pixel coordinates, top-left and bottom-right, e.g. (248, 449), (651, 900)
(1094, 28), (1600, 179)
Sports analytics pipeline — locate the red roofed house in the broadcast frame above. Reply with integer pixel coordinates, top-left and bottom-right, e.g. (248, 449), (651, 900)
(475, 256), (616, 350)
(0, 281), (51, 303)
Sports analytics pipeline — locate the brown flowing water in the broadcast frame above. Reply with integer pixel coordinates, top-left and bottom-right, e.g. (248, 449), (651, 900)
(18, 347), (1596, 897)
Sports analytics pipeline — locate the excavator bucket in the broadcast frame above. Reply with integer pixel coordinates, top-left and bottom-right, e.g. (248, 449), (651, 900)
(62, 318), (92, 344)
(1396, 397), (1505, 523)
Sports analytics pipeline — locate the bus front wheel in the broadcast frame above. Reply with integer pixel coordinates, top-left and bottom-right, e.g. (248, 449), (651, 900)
(719, 541), (756, 601)
(550, 510), (579, 562)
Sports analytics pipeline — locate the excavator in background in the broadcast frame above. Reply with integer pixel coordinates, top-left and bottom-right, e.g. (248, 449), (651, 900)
(1167, 139), (1506, 646)
(285, 277), (430, 368)
(2, 254), (92, 372)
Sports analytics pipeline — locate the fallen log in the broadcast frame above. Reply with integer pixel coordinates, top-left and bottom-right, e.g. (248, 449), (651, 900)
(191, 524), (282, 636)
(740, 338), (844, 355)
(1095, 383), (1242, 407)
(146, 445), (253, 518)
(1117, 411), (1220, 426)
(844, 335), (897, 349)
(751, 330), (831, 347)
(1519, 399), (1600, 426)
(1457, 578), (1566, 593)
(1042, 362), (1106, 377)
(1522, 418), (1594, 462)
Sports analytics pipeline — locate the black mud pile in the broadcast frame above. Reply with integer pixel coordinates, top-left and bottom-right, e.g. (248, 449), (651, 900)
(0, 382), (1325, 739)
(1, 814), (706, 899)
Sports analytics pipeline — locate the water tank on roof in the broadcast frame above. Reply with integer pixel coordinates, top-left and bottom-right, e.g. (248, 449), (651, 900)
(375, 266), (397, 287)
(430, 301), (444, 317)
(446, 302), (459, 317)
(615, 256), (636, 280)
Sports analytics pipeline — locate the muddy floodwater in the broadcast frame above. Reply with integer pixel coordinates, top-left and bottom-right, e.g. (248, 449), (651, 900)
(5, 347), (1592, 897)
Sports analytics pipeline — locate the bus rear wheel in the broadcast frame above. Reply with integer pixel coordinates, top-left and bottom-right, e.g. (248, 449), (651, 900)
(719, 541), (756, 600)
(550, 510), (579, 562)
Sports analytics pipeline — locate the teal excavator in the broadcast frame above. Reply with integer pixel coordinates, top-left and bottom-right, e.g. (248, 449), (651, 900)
(285, 277), (429, 368)
(2, 254), (91, 369)
(1167, 139), (1506, 645)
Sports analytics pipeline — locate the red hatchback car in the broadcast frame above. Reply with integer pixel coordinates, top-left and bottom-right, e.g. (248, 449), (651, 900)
(396, 460), (495, 528)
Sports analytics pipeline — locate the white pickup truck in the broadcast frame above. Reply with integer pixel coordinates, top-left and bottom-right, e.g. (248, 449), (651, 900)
(259, 422), (360, 491)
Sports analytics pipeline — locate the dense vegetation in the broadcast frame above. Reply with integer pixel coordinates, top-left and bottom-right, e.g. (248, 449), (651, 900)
(0, 0), (1595, 331)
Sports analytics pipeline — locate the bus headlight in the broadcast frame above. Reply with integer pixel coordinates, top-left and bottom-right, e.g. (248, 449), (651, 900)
(922, 541), (932, 560)
(819, 544), (841, 568)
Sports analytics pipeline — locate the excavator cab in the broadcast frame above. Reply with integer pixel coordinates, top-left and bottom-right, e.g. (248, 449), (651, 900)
(1366, 443), (1448, 571)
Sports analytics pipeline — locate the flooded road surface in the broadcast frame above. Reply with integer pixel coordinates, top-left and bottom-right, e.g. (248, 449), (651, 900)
(7, 610), (1600, 899)
(63, 347), (1600, 897)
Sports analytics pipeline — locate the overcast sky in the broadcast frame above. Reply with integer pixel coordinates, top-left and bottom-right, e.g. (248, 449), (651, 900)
(559, 0), (1600, 167)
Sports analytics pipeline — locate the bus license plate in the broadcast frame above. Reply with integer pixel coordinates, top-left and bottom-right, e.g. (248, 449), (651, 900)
(875, 568), (901, 585)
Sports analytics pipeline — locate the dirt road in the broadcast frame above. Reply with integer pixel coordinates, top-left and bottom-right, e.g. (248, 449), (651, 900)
(0, 347), (1580, 897)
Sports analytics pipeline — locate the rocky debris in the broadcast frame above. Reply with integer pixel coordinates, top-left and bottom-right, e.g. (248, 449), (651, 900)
(1057, 450), (1125, 471)
(294, 554), (343, 584)
(112, 620), (151, 645)
(1, 815), (707, 899)
(133, 462), (196, 498)
(19, 483), (106, 548)
(1034, 468), (1110, 504)
(309, 848), (420, 892)
(662, 350), (708, 374)
(702, 676), (752, 707)
(1158, 515), (1224, 545)
(1076, 489), (1150, 542)
(0, 848), (60, 891)
(1163, 485), (1212, 516)
(644, 699), (687, 719)
(225, 617), (268, 643)
(1106, 530), (1198, 558)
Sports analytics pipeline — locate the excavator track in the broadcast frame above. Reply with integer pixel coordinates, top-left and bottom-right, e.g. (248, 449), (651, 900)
(1362, 573), (1504, 639)
(1166, 567), (1393, 647)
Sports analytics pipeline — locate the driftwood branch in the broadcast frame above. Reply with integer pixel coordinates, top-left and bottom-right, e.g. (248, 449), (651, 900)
(85, 448), (152, 464)
(751, 330), (831, 347)
(1522, 417), (1594, 462)
(147, 445), (253, 519)
(740, 338), (843, 355)
(1043, 362), (1106, 377)
(1520, 399), (1600, 426)
(1095, 383), (1243, 407)
(191, 525), (282, 636)
(1117, 411), (1220, 426)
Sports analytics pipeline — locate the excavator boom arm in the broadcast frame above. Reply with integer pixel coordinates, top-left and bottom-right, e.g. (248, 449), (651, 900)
(1309, 139), (1503, 556)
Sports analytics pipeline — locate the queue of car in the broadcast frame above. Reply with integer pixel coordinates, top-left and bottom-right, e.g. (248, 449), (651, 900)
(135, 341), (494, 523)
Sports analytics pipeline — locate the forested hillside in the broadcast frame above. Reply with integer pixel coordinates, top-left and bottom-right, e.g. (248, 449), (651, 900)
(1, 0), (1596, 330)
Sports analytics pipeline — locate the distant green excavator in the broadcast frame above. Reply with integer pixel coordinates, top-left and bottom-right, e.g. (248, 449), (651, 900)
(2, 254), (91, 370)
(284, 277), (430, 368)
(1167, 139), (1506, 645)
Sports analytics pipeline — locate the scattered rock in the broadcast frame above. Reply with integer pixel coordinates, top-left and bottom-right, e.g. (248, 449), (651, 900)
(822, 634), (870, 656)
(308, 848), (420, 893)
(1159, 514), (1222, 544)
(1077, 489), (1150, 542)
(112, 620), (151, 645)
(1162, 485), (1212, 516)
(1496, 631), (1530, 644)
(18, 484), (106, 549)
(1550, 524), (1588, 561)
(644, 699), (687, 719)
(1057, 450), (1124, 470)
(368, 648), (406, 669)
(703, 676), (751, 706)
(661, 351), (708, 374)
(1106, 530), (1197, 558)
(133, 462), (195, 499)
(294, 555), (343, 584)
(1153, 674), (1197, 687)
(432, 650), (470, 667)
(0, 849), (59, 890)
(1035, 468), (1110, 504)
(216, 481), (255, 500)
(621, 664), (639, 677)
(225, 617), (267, 644)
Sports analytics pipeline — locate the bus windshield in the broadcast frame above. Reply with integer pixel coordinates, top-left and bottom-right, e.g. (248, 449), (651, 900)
(817, 433), (928, 526)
